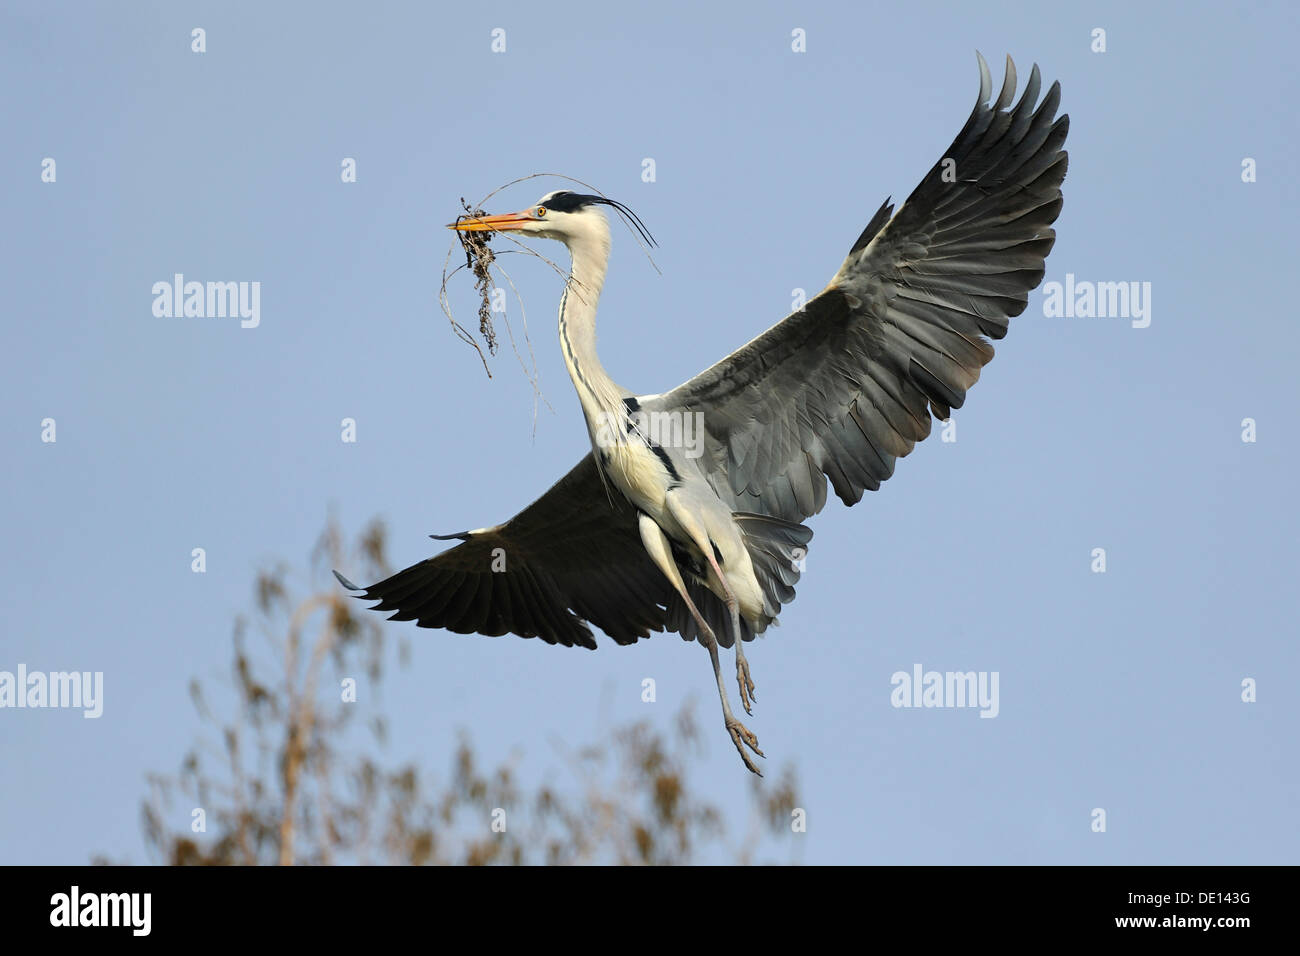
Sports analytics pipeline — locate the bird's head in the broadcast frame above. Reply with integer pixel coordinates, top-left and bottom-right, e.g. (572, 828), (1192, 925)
(449, 190), (655, 251)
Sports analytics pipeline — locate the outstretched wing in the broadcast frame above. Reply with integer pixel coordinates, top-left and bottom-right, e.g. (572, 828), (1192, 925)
(339, 455), (672, 648)
(652, 54), (1068, 521)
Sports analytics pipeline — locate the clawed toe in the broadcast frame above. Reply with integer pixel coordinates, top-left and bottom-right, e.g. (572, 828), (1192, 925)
(726, 717), (765, 776)
(736, 658), (757, 715)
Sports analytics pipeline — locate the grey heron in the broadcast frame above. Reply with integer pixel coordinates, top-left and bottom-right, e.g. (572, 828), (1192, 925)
(336, 54), (1068, 775)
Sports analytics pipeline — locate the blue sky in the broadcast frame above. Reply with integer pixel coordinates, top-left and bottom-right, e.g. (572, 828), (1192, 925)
(2, 0), (1297, 864)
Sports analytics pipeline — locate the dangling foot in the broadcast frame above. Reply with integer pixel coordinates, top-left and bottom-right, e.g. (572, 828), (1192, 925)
(736, 653), (757, 716)
(726, 716), (765, 776)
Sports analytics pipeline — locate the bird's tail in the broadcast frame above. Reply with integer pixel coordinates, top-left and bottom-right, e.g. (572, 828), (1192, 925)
(733, 512), (813, 626)
(665, 513), (812, 647)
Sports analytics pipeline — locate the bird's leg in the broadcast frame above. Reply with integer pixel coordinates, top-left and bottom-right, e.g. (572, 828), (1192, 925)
(701, 619), (763, 775)
(734, 624), (756, 713)
(699, 547), (754, 715)
(663, 499), (757, 716)
(637, 514), (763, 776)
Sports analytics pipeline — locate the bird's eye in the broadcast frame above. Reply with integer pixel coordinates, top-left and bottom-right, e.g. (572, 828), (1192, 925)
(535, 206), (547, 218)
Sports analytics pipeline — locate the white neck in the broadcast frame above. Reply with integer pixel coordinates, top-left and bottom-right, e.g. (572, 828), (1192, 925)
(557, 215), (626, 428)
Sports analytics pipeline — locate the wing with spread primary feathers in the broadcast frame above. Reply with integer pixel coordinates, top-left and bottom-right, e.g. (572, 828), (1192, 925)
(338, 455), (672, 649)
(650, 54), (1068, 523)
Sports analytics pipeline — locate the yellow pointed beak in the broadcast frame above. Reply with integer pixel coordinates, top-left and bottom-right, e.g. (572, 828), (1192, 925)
(447, 210), (535, 233)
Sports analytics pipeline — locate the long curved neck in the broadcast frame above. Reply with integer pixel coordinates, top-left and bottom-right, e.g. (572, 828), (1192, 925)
(559, 229), (625, 427)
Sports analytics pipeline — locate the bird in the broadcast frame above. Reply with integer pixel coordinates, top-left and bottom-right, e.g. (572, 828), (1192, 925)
(335, 54), (1068, 775)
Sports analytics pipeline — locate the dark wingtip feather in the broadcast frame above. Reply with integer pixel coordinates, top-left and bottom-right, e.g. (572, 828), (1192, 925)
(849, 197), (895, 254)
(333, 569), (362, 592)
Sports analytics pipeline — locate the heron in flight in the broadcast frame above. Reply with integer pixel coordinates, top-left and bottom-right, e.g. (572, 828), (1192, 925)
(336, 55), (1068, 774)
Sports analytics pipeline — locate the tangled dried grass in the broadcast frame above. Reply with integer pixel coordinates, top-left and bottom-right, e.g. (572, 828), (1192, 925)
(457, 199), (498, 356)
